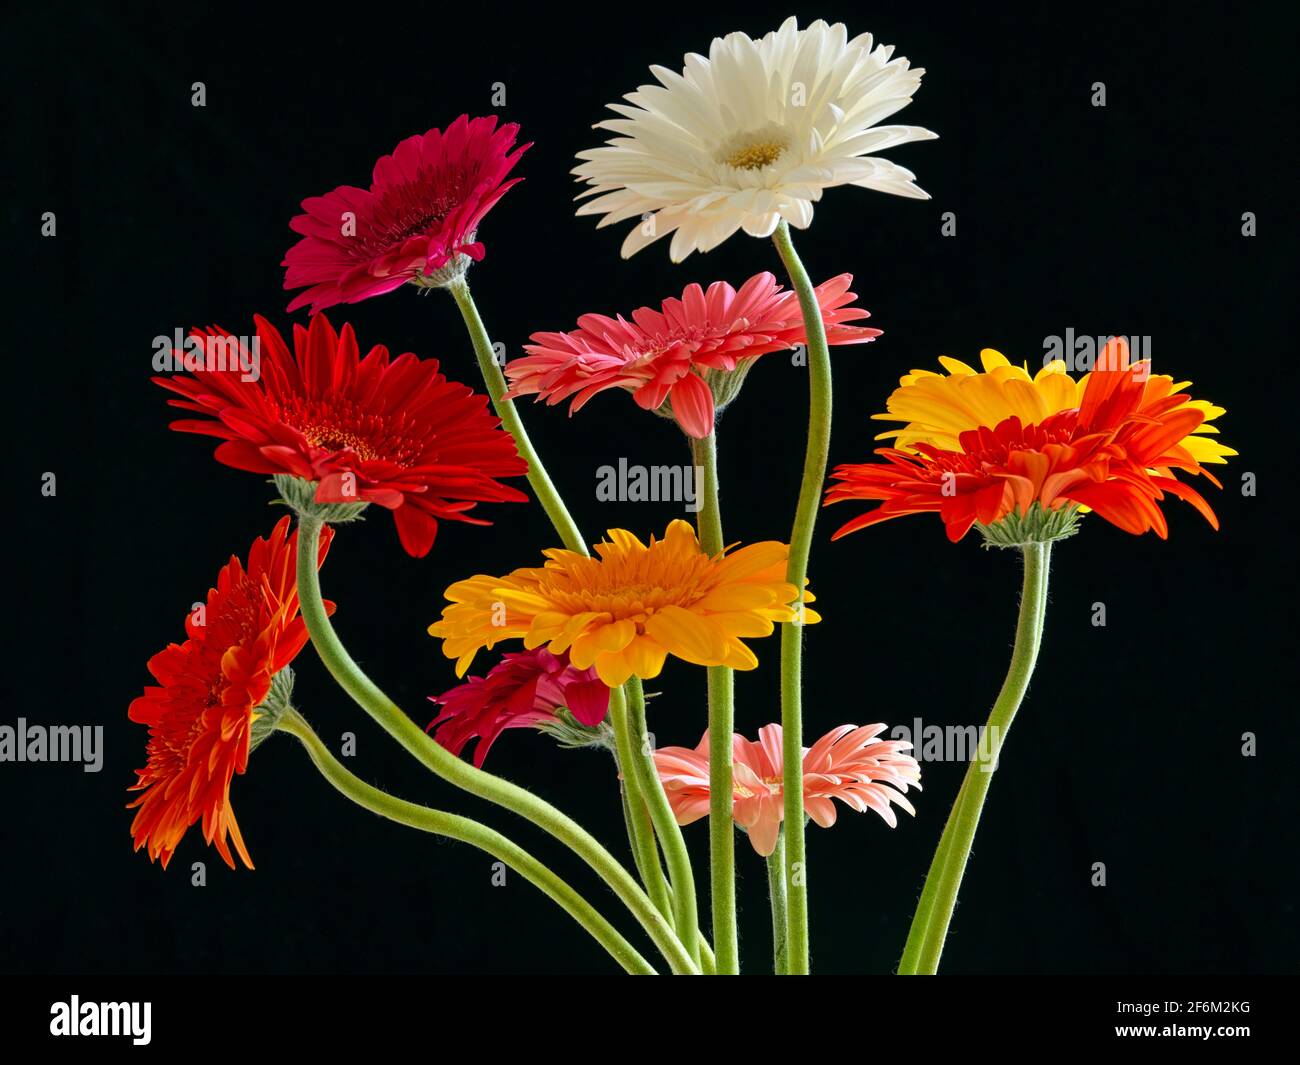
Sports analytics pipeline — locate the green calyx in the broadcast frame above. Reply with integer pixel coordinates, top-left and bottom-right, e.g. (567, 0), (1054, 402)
(250, 666), (296, 753)
(701, 359), (758, 411)
(536, 707), (616, 753)
(273, 474), (369, 524)
(976, 502), (1082, 549)
(654, 358), (761, 433)
(412, 248), (476, 291)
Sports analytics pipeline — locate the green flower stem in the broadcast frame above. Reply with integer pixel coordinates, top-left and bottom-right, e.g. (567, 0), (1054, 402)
(689, 430), (739, 975)
(610, 694), (675, 926)
(697, 932), (717, 975)
(442, 276), (690, 955)
(907, 542), (1052, 975)
(293, 515), (698, 975)
(896, 772), (970, 974)
(446, 276), (587, 556)
(770, 219), (832, 975)
(766, 827), (789, 975)
(619, 677), (701, 967)
(276, 707), (654, 975)
(616, 766), (655, 891)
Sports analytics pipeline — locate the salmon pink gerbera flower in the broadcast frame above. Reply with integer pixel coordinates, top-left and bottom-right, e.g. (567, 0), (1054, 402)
(429, 519), (817, 687)
(427, 648), (610, 767)
(283, 115), (529, 314)
(128, 517), (333, 869)
(155, 313), (528, 558)
(825, 339), (1237, 543)
(654, 723), (920, 856)
(505, 271), (879, 438)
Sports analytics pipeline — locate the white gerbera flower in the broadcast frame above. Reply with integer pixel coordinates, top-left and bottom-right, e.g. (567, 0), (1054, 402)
(574, 17), (938, 261)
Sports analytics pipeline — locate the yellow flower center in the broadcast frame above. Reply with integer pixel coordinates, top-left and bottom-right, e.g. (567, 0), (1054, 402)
(725, 140), (785, 170)
(302, 425), (377, 459)
(538, 555), (717, 623)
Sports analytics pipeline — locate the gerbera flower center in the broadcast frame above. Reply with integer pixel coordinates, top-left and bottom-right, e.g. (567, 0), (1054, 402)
(303, 425), (377, 458)
(538, 556), (717, 622)
(365, 171), (466, 251)
(922, 414), (1081, 475)
(733, 777), (781, 800)
(278, 396), (422, 466)
(623, 325), (715, 368)
(724, 139), (786, 170)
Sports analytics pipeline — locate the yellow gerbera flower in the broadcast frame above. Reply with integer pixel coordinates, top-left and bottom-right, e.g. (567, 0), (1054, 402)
(872, 348), (1236, 468)
(430, 519), (818, 687)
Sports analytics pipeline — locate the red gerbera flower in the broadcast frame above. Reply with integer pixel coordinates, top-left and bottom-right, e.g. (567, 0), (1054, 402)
(825, 340), (1235, 542)
(428, 648), (610, 767)
(128, 517), (333, 869)
(505, 271), (880, 438)
(283, 115), (529, 314)
(155, 313), (528, 557)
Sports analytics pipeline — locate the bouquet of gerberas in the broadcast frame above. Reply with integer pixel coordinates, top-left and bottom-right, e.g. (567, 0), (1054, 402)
(127, 18), (1234, 975)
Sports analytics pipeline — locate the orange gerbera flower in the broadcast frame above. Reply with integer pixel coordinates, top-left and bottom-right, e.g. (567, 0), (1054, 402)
(127, 517), (333, 869)
(826, 339), (1236, 542)
(429, 519), (817, 687)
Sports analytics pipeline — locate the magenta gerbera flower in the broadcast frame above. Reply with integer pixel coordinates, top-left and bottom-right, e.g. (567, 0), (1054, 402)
(283, 115), (530, 314)
(504, 272), (880, 438)
(428, 649), (610, 766)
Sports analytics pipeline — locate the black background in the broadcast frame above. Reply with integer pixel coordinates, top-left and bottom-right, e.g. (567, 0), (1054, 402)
(3, 2), (1296, 977)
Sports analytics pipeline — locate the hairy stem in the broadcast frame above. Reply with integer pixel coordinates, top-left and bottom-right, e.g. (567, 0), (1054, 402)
(446, 276), (587, 555)
(770, 219), (833, 974)
(904, 542), (1052, 975)
(689, 430), (738, 974)
(277, 707), (654, 974)
(293, 515), (698, 974)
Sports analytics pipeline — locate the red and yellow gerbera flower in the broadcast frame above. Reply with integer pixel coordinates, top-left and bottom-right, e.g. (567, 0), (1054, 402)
(429, 519), (817, 687)
(825, 339), (1235, 542)
(127, 517), (333, 869)
(155, 313), (528, 557)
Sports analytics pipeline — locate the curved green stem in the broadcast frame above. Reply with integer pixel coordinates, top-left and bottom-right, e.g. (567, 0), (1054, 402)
(689, 430), (739, 974)
(897, 772), (969, 973)
(771, 219), (833, 974)
(276, 707), (654, 975)
(621, 676), (700, 967)
(293, 515), (698, 975)
(766, 827), (789, 975)
(439, 275), (690, 960)
(610, 693), (674, 925)
(446, 276), (587, 556)
(697, 932), (717, 975)
(616, 762), (655, 892)
(906, 542), (1052, 975)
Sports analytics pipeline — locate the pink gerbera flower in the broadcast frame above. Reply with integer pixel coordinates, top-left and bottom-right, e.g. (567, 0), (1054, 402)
(155, 313), (528, 558)
(654, 723), (920, 855)
(428, 648), (610, 766)
(505, 272), (880, 438)
(283, 115), (529, 314)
